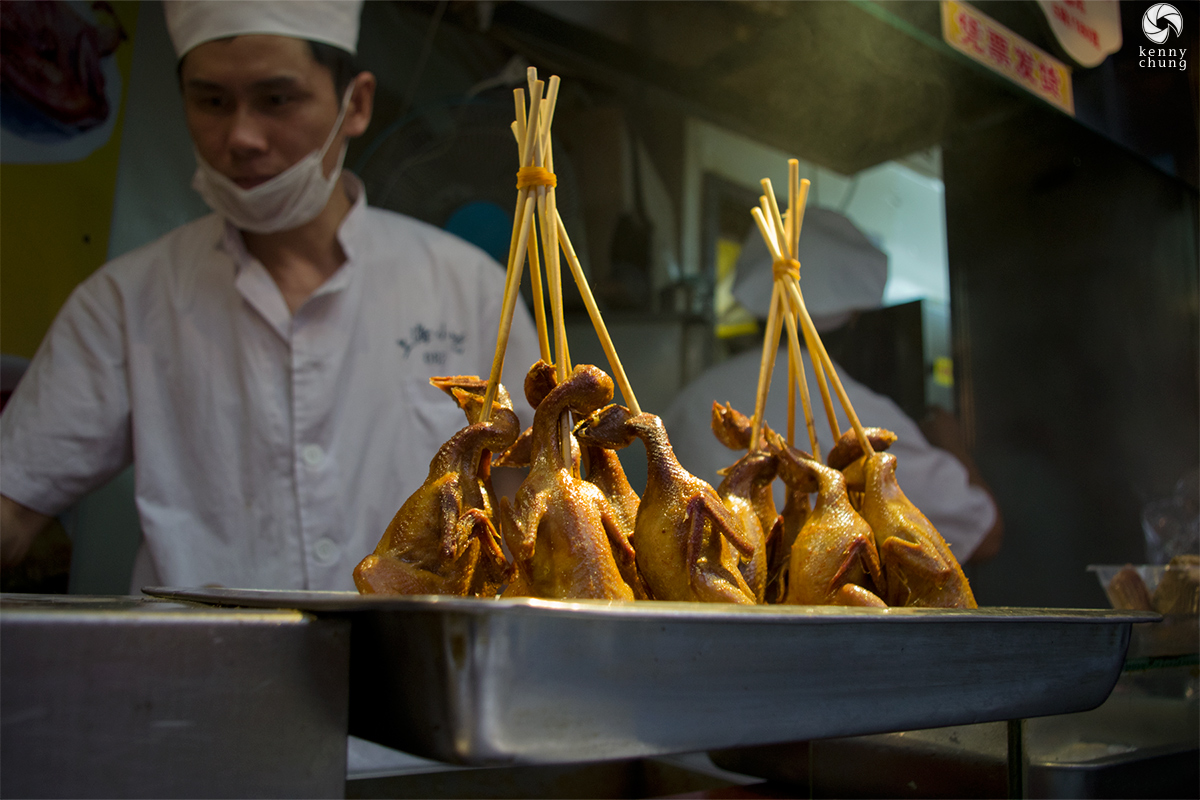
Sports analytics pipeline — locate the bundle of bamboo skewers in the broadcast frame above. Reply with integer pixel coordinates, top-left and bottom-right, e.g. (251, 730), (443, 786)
(745, 159), (875, 466)
(481, 67), (641, 467)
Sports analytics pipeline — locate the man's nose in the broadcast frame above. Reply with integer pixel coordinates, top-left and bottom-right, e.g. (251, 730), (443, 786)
(226, 104), (268, 156)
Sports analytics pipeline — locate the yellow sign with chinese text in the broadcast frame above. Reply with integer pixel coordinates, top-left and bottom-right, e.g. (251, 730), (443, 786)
(942, 0), (1075, 115)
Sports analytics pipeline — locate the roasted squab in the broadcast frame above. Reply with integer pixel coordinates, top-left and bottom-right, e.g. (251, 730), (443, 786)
(825, 429), (976, 608)
(768, 431), (887, 608)
(859, 451), (977, 608)
(353, 381), (518, 597)
(495, 361), (648, 599)
(499, 363), (638, 600)
(575, 405), (757, 604)
(710, 402), (794, 603)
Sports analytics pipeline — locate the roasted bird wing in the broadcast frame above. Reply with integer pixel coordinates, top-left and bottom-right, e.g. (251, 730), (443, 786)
(500, 364), (637, 600)
(859, 452), (977, 609)
(353, 383), (519, 597)
(576, 405), (756, 604)
(771, 433), (886, 608)
(716, 450), (779, 603)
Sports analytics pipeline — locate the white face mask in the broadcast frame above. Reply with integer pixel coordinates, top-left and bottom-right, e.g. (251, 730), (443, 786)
(191, 84), (355, 234)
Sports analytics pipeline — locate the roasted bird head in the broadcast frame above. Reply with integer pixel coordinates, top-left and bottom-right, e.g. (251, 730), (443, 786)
(576, 406), (756, 604)
(859, 452), (977, 609)
(354, 382), (520, 597)
(500, 363), (637, 600)
(826, 427), (898, 504)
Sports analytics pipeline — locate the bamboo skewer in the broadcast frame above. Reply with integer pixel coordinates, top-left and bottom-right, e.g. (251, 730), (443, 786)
(783, 307), (820, 459)
(788, 161), (800, 258)
(810, 339), (842, 447)
(526, 212), (552, 363)
(760, 179), (788, 253)
(786, 333), (796, 446)
(557, 213), (641, 415)
(749, 284), (785, 453)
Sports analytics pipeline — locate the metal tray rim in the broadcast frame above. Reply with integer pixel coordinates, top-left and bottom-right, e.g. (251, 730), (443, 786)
(142, 586), (1159, 625)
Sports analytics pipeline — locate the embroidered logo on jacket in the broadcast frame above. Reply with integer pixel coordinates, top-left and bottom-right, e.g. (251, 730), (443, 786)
(398, 323), (466, 365)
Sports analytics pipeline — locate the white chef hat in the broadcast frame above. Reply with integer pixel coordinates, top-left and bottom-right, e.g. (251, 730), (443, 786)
(164, 0), (364, 58)
(732, 206), (888, 332)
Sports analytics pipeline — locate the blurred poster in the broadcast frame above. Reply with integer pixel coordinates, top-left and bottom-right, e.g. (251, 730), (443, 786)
(0, 1), (137, 358)
(1, 0), (130, 164)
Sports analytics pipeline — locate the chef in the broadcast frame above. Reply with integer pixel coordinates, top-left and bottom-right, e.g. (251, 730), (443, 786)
(663, 208), (1003, 563)
(0, 0), (542, 591)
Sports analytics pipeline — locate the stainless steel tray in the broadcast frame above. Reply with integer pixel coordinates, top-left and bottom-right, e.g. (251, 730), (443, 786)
(144, 587), (1156, 766)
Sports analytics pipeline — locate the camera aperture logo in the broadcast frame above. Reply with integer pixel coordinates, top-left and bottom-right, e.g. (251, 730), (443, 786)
(1140, 3), (1187, 70)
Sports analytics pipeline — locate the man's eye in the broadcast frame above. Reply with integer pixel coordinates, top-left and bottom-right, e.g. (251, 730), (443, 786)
(190, 95), (228, 110)
(267, 94), (295, 107)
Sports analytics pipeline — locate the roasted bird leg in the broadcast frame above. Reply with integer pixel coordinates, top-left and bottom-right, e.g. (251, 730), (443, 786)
(354, 389), (519, 597)
(770, 432), (886, 608)
(859, 452), (977, 608)
(576, 405), (756, 604)
(500, 364), (637, 600)
(716, 450), (779, 603)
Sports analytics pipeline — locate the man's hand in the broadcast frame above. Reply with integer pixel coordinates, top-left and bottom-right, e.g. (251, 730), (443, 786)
(1, 495), (54, 569)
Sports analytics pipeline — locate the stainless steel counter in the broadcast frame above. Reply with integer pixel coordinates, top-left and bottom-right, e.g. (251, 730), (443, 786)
(0, 594), (350, 799)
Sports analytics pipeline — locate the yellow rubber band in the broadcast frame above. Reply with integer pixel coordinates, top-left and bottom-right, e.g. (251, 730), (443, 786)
(516, 166), (557, 190)
(773, 258), (800, 282)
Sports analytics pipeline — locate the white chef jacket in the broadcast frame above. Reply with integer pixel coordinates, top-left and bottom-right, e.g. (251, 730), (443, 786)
(0, 176), (543, 590)
(661, 345), (997, 561)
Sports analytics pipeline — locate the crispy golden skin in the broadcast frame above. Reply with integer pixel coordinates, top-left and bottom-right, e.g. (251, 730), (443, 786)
(773, 434), (886, 608)
(353, 382), (519, 597)
(716, 450), (779, 603)
(500, 364), (636, 601)
(577, 405), (756, 604)
(859, 452), (977, 609)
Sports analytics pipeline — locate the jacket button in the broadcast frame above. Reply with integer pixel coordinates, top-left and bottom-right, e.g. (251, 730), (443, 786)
(302, 444), (324, 466)
(314, 538), (340, 565)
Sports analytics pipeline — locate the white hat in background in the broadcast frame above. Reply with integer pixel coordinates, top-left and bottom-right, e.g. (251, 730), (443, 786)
(732, 206), (888, 332)
(163, 0), (364, 58)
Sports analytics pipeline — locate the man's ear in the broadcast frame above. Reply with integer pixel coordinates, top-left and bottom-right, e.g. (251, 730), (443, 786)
(343, 71), (376, 138)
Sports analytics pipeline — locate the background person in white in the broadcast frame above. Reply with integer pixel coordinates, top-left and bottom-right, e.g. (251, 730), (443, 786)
(663, 209), (1003, 564)
(0, 0), (541, 591)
